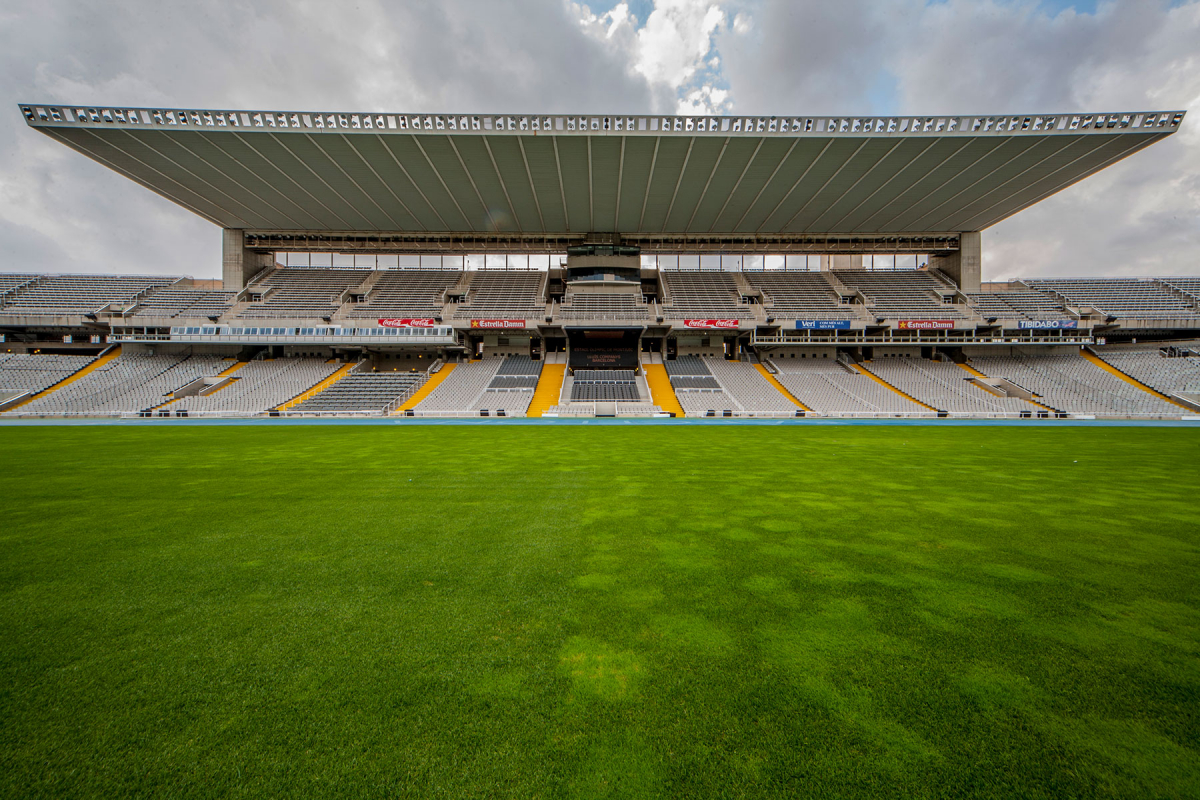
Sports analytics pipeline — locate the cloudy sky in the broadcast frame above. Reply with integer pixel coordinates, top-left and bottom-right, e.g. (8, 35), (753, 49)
(2, 0), (1198, 281)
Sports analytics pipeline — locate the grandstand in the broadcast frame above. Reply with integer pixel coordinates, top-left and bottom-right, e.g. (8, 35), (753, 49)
(966, 289), (1073, 323)
(239, 268), (367, 318)
(346, 269), (460, 319)
(836, 270), (970, 321)
(861, 356), (1035, 416)
(745, 272), (854, 321)
(660, 272), (754, 319)
(1, 103), (1194, 418)
(0, 352), (95, 406)
(1023, 278), (1200, 321)
(170, 358), (341, 415)
(1092, 346), (1200, 406)
(769, 358), (932, 417)
(451, 272), (546, 319)
(7, 351), (227, 416)
(413, 359), (507, 416)
(968, 352), (1182, 416)
(557, 293), (651, 321)
(665, 356), (739, 417)
(289, 370), (426, 414)
(471, 356), (541, 416)
(0, 269), (1196, 418)
(1, 274), (177, 316)
(131, 288), (238, 319)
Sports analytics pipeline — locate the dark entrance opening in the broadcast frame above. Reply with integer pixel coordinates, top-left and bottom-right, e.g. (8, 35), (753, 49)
(566, 328), (641, 370)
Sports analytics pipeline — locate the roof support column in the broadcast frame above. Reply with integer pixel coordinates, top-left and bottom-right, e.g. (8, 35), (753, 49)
(929, 231), (981, 292)
(223, 228), (273, 290)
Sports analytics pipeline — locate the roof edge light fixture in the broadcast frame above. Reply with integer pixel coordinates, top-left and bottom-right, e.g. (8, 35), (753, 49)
(19, 104), (1186, 138)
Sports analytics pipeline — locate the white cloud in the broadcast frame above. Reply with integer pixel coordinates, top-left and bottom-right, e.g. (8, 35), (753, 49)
(678, 85), (731, 115)
(633, 0), (726, 88)
(887, 0), (1200, 279)
(715, 0), (1200, 280)
(0, 0), (663, 277)
(1, 0), (1196, 281)
(575, 0), (728, 113)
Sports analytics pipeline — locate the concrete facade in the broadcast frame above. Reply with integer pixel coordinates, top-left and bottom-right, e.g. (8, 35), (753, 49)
(930, 231), (981, 292)
(817, 255), (863, 271)
(222, 229), (273, 290)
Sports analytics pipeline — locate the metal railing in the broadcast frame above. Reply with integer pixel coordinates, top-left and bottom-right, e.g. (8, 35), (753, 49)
(752, 332), (1095, 346)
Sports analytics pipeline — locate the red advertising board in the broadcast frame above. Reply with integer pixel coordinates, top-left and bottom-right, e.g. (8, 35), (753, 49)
(897, 320), (955, 330)
(683, 319), (739, 329)
(470, 319), (526, 329)
(378, 318), (436, 328)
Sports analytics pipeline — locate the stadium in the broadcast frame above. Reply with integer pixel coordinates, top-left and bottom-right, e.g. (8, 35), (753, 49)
(3, 101), (1199, 799)
(2, 104), (1197, 420)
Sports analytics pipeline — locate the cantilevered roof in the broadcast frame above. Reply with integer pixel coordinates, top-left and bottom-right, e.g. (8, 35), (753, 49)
(21, 105), (1184, 247)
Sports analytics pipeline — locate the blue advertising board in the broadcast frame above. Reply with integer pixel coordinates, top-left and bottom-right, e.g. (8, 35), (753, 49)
(1017, 320), (1078, 329)
(796, 319), (852, 330)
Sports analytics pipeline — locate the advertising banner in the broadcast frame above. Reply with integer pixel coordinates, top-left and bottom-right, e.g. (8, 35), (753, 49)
(683, 319), (739, 329)
(470, 319), (526, 329)
(378, 318), (436, 328)
(1017, 320), (1079, 330)
(796, 319), (852, 330)
(897, 320), (955, 330)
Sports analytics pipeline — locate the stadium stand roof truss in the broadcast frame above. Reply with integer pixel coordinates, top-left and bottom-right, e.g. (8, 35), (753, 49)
(20, 105), (1185, 253)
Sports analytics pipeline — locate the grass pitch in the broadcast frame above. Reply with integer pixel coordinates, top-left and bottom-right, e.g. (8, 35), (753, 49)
(1, 424), (1198, 798)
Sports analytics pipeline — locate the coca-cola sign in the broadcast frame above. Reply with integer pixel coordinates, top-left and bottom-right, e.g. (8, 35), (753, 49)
(683, 319), (739, 329)
(378, 318), (436, 328)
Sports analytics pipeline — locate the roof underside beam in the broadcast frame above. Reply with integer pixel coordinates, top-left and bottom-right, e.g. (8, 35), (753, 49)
(22, 105), (1182, 239)
(243, 230), (961, 254)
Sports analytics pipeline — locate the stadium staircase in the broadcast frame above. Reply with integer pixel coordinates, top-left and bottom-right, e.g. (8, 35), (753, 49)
(642, 363), (685, 417)
(956, 361), (1062, 413)
(275, 360), (358, 411)
(333, 271), (386, 319)
(824, 272), (854, 297)
(394, 363), (456, 414)
(753, 363), (810, 411)
(527, 363), (566, 418)
(954, 361), (1019, 399)
(4, 345), (120, 411)
(1080, 347), (1191, 410)
(855, 362), (940, 412)
(152, 359), (248, 410)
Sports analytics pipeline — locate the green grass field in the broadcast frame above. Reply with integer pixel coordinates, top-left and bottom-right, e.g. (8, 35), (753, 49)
(1, 424), (1198, 798)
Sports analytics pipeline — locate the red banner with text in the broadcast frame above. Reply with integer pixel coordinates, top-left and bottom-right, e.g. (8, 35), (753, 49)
(470, 319), (526, 329)
(378, 318), (436, 328)
(897, 320), (955, 330)
(682, 319), (739, 329)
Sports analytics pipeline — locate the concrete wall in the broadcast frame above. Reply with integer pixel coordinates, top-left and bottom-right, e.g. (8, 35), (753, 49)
(929, 232), (981, 292)
(765, 346), (838, 360)
(818, 255), (864, 271)
(222, 229), (274, 290)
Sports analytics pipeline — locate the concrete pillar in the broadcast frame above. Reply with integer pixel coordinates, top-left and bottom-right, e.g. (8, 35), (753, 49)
(929, 232), (981, 292)
(222, 229), (273, 290)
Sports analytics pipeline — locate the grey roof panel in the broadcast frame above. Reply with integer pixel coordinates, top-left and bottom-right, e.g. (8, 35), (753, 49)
(21, 105), (1184, 239)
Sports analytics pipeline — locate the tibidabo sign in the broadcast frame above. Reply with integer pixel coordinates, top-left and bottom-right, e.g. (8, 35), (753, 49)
(796, 319), (852, 330)
(378, 318), (436, 328)
(897, 320), (955, 330)
(470, 319), (526, 329)
(1017, 320), (1079, 329)
(683, 319), (739, 329)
